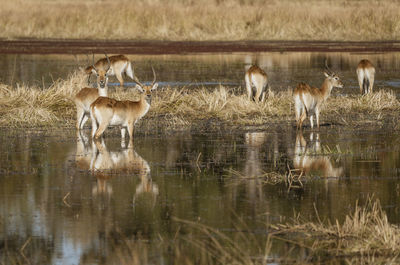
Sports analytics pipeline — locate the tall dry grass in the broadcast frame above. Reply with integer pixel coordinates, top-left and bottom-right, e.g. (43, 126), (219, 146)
(0, 70), (400, 128)
(0, 0), (400, 41)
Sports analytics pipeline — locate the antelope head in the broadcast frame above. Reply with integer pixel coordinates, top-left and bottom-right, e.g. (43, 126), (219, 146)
(91, 53), (111, 89)
(133, 67), (158, 104)
(324, 60), (344, 89)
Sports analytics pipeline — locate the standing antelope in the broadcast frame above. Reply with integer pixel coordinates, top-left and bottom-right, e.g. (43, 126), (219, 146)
(74, 54), (111, 130)
(85, 54), (134, 87)
(90, 67), (158, 143)
(356, 59), (375, 95)
(293, 61), (343, 129)
(245, 65), (269, 102)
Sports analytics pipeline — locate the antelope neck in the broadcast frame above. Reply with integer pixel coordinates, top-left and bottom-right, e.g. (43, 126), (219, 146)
(320, 79), (333, 100)
(98, 86), (108, 97)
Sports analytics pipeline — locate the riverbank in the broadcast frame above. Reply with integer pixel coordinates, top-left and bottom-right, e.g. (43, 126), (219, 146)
(1, 40), (400, 54)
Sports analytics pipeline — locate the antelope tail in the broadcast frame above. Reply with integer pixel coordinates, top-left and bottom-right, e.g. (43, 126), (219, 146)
(125, 62), (134, 80)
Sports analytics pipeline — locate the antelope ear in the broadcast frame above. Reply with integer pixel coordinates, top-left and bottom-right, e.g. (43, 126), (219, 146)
(323, 71), (330, 78)
(151, 83), (159, 91)
(135, 84), (144, 93)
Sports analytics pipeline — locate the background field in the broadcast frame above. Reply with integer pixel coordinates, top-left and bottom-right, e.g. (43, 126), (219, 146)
(1, 0), (399, 41)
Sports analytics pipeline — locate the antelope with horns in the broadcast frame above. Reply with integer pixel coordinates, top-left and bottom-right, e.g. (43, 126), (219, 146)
(356, 59), (375, 95)
(74, 54), (111, 130)
(90, 67), (158, 144)
(85, 54), (134, 87)
(245, 65), (269, 102)
(293, 61), (343, 130)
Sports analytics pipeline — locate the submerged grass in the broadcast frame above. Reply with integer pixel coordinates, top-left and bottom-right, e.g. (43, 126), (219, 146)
(1, 71), (400, 129)
(166, 198), (400, 264)
(1, 0), (400, 41)
(272, 198), (400, 259)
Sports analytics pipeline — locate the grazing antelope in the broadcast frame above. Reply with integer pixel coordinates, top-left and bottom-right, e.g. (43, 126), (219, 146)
(74, 54), (111, 130)
(90, 67), (158, 143)
(356, 59), (375, 95)
(245, 65), (269, 102)
(85, 54), (134, 87)
(293, 61), (343, 129)
(294, 131), (343, 178)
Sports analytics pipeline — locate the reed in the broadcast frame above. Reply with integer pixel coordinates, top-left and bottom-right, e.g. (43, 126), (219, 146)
(0, 0), (400, 41)
(1, 71), (400, 129)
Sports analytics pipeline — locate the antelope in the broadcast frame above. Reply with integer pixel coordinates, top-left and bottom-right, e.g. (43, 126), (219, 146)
(85, 54), (134, 87)
(293, 61), (343, 129)
(74, 54), (111, 130)
(294, 131), (343, 178)
(356, 59), (375, 95)
(90, 67), (158, 143)
(245, 65), (269, 102)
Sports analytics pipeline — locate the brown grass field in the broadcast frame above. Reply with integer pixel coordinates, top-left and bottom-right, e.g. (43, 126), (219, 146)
(0, 70), (399, 130)
(1, 0), (400, 41)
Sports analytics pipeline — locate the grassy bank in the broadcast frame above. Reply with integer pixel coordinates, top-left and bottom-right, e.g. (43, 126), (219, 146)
(1, 0), (400, 41)
(0, 70), (399, 129)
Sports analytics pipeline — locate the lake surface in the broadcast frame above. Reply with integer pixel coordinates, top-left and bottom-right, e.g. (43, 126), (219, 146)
(1, 126), (400, 264)
(1, 52), (400, 94)
(1, 51), (400, 264)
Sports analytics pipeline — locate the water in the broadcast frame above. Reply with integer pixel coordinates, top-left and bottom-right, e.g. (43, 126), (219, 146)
(1, 51), (400, 264)
(1, 52), (400, 94)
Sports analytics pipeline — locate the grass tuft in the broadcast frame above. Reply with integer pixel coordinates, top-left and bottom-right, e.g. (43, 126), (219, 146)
(1, 71), (400, 129)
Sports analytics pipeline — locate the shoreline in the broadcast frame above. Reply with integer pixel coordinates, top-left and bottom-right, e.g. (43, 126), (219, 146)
(2, 39), (400, 54)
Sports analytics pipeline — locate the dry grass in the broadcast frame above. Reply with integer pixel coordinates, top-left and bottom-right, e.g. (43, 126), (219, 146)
(271, 198), (400, 259)
(1, 0), (400, 41)
(1, 70), (400, 129)
(160, 198), (400, 264)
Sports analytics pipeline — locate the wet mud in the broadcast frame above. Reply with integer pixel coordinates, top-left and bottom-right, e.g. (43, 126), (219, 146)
(1, 39), (400, 54)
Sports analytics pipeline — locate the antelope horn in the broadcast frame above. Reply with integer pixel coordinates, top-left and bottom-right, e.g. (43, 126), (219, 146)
(151, 66), (156, 85)
(92, 53), (98, 72)
(104, 53), (111, 72)
(324, 59), (333, 75)
(132, 66), (144, 88)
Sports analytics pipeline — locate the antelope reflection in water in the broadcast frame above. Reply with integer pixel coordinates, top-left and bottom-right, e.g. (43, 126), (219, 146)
(75, 132), (158, 202)
(294, 131), (343, 178)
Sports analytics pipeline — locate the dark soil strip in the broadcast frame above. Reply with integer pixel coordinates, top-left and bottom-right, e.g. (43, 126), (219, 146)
(1, 39), (400, 54)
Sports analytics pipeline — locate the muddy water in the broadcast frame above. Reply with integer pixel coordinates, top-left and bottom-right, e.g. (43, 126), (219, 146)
(1, 52), (400, 94)
(1, 126), (400, 264)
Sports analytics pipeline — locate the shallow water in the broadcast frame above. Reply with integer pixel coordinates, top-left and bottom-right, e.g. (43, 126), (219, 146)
(1, 125), (400, 264)
(1, 52), (400, 94)
(1, 51), (400, 263)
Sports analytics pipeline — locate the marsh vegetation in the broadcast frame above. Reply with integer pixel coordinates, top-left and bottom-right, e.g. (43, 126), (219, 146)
(1, 0), (400, 41)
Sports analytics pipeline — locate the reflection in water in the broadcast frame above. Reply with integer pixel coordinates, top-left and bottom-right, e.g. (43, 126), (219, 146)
(2, 52), (400, 93)
(294, 131), (343, 178)
(3, 128), (400, 264)
(76, 131), (157, 200)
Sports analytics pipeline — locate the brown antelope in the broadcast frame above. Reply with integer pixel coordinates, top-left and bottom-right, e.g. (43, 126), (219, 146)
(356, 59), (375, 95)
(90, 67), (158, 143)
(74, 54), (111, 130)
(85, 54), (134, 87)
(293, 61), (343, 129)
(294, 131), (343, 178)
(245, 65), (269, 102)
